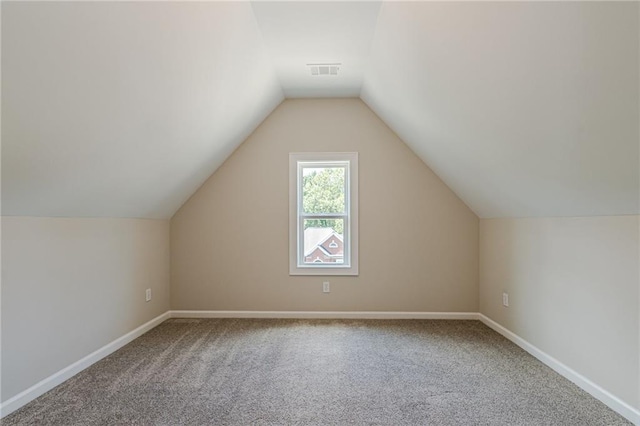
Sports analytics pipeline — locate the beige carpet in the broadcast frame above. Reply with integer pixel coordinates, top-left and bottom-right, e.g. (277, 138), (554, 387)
(3, 319), (631, 425)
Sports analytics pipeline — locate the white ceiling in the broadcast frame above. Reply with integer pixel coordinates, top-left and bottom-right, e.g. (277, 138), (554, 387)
(2, 2), (283, 218)
(362, 1), (639, 218)
(2, 1), (638, 219)
(251, 1), (381, 98)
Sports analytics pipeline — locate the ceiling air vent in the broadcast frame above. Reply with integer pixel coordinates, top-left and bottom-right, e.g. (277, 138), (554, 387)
(308, 63), (340, 76)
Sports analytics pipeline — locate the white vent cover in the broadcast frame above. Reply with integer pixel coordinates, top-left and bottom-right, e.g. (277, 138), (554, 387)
(308, 63), (340, 76)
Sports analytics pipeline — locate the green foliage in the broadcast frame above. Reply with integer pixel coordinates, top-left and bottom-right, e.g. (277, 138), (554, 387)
(302, 167), (345, 234)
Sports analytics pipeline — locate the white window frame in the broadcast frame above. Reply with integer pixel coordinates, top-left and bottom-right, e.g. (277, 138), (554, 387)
(289, 152), (358, 276)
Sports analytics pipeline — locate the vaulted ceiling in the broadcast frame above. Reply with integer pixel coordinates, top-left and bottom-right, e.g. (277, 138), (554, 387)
(2, 1), (638, 219)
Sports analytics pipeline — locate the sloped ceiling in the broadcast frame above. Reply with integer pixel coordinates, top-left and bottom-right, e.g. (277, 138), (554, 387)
(362, 1), (639, 218)
(2, 2), (283, 218)
(2, 1), (638, 219)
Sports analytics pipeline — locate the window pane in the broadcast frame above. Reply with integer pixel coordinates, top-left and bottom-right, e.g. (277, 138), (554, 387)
(302, 167), (345, 214)
(303, 219), (344, 264)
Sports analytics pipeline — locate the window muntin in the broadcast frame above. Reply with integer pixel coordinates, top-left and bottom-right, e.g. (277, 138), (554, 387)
(289, 153), (358, 276)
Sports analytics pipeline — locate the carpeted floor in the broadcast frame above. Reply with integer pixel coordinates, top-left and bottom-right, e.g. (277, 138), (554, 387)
(3, 319), (631, 425)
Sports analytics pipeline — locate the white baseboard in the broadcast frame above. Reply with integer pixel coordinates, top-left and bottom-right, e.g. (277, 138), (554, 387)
(0, 311), (171, 419)
(170, 310), (480, 320)
(478, 314), (640, 425)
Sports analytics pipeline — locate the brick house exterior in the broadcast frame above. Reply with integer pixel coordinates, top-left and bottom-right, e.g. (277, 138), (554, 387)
(303, 227), (344, 263)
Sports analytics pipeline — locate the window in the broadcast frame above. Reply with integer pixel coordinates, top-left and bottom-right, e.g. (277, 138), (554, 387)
(289, 152), (358, 276)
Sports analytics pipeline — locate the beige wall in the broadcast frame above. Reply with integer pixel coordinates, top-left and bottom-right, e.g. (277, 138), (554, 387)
(479, 216), (639, 409)
(171, 99), (479, 312)
(1, 217), (170, 402)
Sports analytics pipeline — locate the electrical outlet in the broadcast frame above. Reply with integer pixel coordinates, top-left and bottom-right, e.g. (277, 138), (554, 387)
(323, 281), (330, 293)
(145, 288), (152, 302)
(502, 292), (509, 307)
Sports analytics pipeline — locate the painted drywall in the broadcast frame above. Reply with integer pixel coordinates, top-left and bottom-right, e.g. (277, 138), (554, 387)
(171, 99), (478, 312)
(479, 216), (639, 409)
(1, 217), (170, 401)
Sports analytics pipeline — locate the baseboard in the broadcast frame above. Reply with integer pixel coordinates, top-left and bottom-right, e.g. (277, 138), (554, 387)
(170, 310), (480, 320)
(478, 314), (640, 425)
(0, 311), (171, 419)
